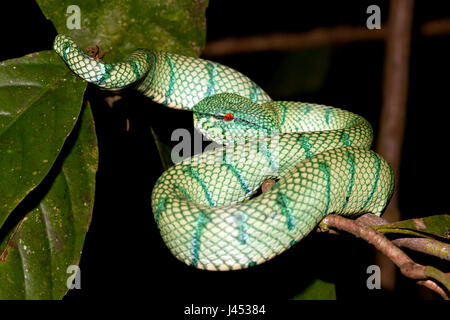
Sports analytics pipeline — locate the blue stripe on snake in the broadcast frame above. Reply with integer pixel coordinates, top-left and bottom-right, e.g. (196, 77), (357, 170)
(235, 212), (249, 245)
(361, 152), (381, 210)
(206, 62), (217, 97)
(303, 105), (312, 114)
(154, 197), (167, 224)
(141, 53), (157, 93)
(298, 135), (313, 159)
(341, 132), (352, 146)
(185, 166), (216, 206)
(325, 107), (333, 125)
(130, 60), (141, 79)
(277, 192), (296, 230)
(190, 210), (209, 267)
(280, 103), (287, 126)
(342, 151), (356, 209)
(319, 162), (331, 216)
(164, 53), (175, 105)
(250, 82), (260, 102)
(225, 163), (251, 194)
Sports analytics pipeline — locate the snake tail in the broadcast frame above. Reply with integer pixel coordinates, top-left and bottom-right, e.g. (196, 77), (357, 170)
(53, 34), (271, 110)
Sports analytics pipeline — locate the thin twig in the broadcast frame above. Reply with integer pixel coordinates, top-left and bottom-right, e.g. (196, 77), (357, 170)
(321, 214), (450, 298)
(326, 214), (450, 261)
(421, 18), (450, 37)
(203, 26), (384, 57)
(392, 238), (450, 261)
(202, 18), (450, 57)
(356, 213), (387, 226)
(417, 280), (449, 300)
(355, 213), (450, 261)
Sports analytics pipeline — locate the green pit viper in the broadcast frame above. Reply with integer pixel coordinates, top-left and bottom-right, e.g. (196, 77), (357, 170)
(54, 34), (394, 271)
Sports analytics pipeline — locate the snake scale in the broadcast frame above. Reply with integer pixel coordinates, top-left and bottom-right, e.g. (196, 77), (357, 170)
(54, 35), (394, 271)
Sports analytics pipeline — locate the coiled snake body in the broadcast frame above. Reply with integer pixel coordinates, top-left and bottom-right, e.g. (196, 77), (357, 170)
(54, 35), (394, 271)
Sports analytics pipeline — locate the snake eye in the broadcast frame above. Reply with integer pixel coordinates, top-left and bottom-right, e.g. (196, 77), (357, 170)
(224, 113), (234, 122)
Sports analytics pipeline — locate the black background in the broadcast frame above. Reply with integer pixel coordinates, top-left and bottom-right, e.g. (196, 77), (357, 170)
(0, 0), (449, 303)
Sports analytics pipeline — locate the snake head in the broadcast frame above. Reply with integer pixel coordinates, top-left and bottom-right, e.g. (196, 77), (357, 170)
(193, 93), (278, 144)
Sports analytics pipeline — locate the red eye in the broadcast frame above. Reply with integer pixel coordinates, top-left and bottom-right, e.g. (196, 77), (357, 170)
(224, 113), (234, 121)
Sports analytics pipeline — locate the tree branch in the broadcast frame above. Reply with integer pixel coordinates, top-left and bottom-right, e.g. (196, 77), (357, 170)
(202, 19), (450, 57)
(417, 280), (449, 300)
(320, 214), (450, 299)
(321, 213), (450, 262)
(203, 26), (384, 57)
(392, 238), (450, 261)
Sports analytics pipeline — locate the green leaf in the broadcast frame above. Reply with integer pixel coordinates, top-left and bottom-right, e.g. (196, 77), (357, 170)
(36, 0), (209, 58)
(150, 127), (174, 170)
(373, 214), (450, 240)
(0, 103), (98, 299)
(0, 51), (87, 228)
(291, 278), (336, 300)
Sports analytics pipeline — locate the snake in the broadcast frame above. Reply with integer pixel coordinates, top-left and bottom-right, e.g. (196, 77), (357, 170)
(54, 35), (394, 271)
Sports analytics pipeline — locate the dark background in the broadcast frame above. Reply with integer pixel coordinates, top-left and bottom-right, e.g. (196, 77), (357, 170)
(1, 0), (449, 301)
